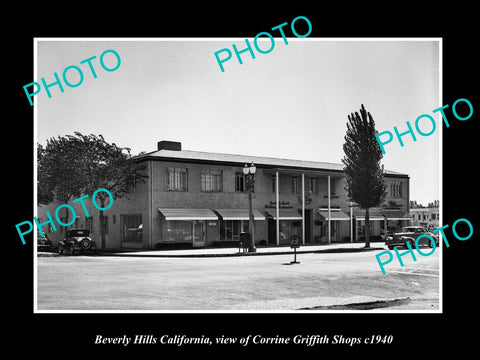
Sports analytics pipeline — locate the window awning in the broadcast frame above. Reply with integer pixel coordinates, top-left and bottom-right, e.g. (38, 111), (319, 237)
(158, 208), (218, 221)
(265, 209), (303, 220)
(354, 210), (385, 221)
(317, 210), (350, 221)
(215, 209), (265, 220)
(382, 210), (412, 220)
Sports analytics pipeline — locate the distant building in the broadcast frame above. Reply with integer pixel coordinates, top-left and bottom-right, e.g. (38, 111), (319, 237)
(410, 207), (440, 229)
(37, 140), (410, 249)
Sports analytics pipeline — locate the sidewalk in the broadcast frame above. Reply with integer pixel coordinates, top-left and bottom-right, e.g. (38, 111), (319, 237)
(94, 242), (386, 258)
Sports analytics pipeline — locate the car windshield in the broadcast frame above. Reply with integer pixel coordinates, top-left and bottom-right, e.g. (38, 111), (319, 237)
(401, 227), (424, 233)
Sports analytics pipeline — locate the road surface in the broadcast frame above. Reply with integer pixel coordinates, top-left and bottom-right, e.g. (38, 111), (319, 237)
(36, 248), (440, 311)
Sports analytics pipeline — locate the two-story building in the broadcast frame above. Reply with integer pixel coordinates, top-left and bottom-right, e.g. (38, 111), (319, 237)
(37, 140), (410, 249)
(410, 207), (440, 229)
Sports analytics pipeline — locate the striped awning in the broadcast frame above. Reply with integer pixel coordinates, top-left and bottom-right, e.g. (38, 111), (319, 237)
(354, 210), (385, 221)
(158, 208), (218, 221)
(215, 209), (265, 220)
(265, 209), (303, 220)
(317, 210), (350, 221)
(382, 210), (411, 220)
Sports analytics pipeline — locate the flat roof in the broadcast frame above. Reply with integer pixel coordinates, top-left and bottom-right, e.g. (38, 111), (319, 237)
(137, 149), (408, 177)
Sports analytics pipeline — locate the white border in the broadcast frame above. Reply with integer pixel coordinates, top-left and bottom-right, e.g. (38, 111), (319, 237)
(33, 37), (443, 314)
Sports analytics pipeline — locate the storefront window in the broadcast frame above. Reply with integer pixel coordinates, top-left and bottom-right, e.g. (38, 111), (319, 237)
(220, 220), (249, 241)
(358, 221), (372, 236)
(279, 220), (300, 241)
(163, 220), (192, 243)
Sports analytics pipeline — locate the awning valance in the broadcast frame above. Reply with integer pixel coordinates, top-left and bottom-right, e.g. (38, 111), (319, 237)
(158, 208), (218, 221)
(215, 209), (265, 220)
(265, 209), (303, 220)
(354, 210), (385, 221)
(317, 210), (350, 221)
(382, 210), (412, 220)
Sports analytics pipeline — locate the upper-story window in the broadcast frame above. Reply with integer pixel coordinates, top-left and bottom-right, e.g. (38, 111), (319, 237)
(202, 170), (223, 192)
(235, 172), (245, 192)
(310, 177), (318, 195)
(126, 173), (137, 191)
(291, 176), (299, 194)
(390, 181), (403, 198)
(330, 178), (336, 195)
(166, 167), (188, 191)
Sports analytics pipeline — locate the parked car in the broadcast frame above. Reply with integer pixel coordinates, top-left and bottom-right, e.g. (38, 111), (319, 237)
(37, 233), (52, 252)
(58, 228), (96, 255)
(385, 226), (439, 250)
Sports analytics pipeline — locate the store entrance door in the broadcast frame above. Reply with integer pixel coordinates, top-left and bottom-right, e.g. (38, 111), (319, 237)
(192, 220), (206, 247)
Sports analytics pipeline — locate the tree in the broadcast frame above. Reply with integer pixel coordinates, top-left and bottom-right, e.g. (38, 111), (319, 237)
(37, 143), (54, 205)
(37, 139), (85, 225)
(38, 133), (147, 249)
(65, 133), (147, 249)
(342, 104), (387, 248)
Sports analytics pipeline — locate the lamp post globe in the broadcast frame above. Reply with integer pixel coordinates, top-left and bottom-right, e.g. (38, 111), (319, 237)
(250, 162), (256, 174)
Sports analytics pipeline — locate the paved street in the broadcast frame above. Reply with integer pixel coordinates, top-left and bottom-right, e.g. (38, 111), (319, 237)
(36, 247), (440, 311)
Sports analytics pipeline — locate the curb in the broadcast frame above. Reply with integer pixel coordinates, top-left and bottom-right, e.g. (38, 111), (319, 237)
(95, 246), (384, 258)
(298, 297), (411, 310)
(37, 252), (60, 257)
(38, 246), (385, 258)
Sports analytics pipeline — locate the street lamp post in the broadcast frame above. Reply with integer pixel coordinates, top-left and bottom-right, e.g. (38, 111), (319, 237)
(243, 162), (256, 253)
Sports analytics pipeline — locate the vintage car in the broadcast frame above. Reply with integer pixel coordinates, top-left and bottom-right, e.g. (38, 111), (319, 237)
(58, 228), (96, 255)
(385, 226), (439, 250)
(37, 233), (52, 252)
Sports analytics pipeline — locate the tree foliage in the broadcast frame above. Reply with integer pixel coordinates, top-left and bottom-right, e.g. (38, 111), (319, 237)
(342, 104), (386, 247)
(37, 138), (86, 224)
(63, 132), (147, 202)
(37, 132), (147, 248)
(37, 143), (55, 206)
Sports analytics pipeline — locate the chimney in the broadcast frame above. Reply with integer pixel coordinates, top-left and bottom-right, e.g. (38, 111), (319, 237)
(157, 141), (182, 151)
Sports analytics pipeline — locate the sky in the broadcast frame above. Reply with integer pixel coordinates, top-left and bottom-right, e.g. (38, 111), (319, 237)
(36, 38), (440, 206)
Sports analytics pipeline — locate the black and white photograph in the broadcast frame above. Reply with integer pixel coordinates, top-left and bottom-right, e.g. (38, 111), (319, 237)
(34, 38), (441, 313)
(6, 6), (478, 357)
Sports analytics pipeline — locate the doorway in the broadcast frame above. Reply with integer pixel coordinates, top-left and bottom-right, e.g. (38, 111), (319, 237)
(192, 220), (206, 247)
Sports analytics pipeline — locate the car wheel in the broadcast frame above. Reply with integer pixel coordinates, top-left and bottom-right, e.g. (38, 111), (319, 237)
(80, 239), (91, 250)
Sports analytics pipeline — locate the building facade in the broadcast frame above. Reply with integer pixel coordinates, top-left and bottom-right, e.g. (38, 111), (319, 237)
(37, 141), (410, 249)
(410, 207), (440, 229)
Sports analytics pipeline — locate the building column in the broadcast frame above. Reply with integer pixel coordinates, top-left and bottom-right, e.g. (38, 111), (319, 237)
(350, 201), (353, 243)
(149, 160), (154, 249)
(276, 171), (279, 246)
(302, 173), (305, 245)
(328, 175), (331, 244)
(355, 220), (358, 243)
